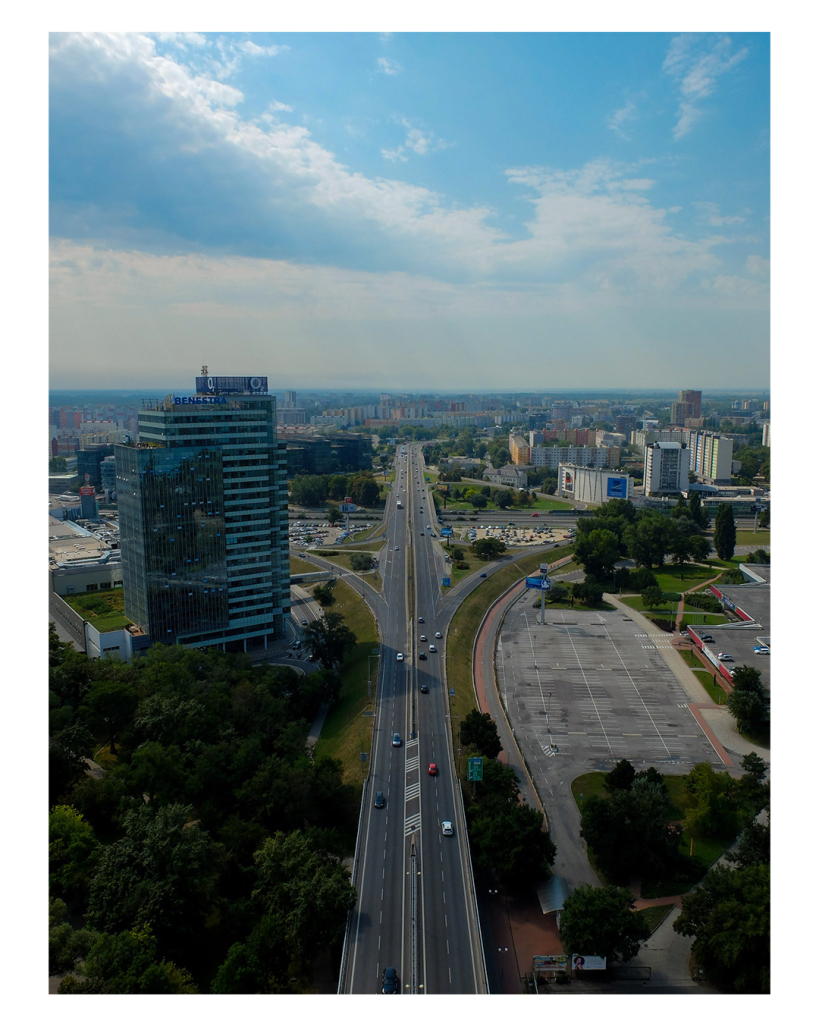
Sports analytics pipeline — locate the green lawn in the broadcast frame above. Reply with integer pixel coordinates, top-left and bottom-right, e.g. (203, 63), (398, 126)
(62, 590), (132, 633)
(299, 547), (385, 592)
(735, 530), (770, 546)
(311, 576), (380, 789)
(650, 563), (722, 593)
(445, 547), (577, 777)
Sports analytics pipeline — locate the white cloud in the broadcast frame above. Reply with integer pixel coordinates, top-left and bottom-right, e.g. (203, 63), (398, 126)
(238, 41), (287, 57)
(267, 99), (293, 113)
(663, 34), (749, 139)
(693, 201), (745, 226)
(746, 255), (770, 277)
(381, 146), (407, 162)
(606, 100), (638, 138)
(377, 57), (402, 75)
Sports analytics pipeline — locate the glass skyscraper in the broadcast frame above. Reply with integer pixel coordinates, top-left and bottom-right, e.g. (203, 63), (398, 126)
(116, 374), (290, 652)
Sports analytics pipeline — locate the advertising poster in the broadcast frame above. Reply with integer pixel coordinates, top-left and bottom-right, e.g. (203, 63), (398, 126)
(571, 954), (607, 971)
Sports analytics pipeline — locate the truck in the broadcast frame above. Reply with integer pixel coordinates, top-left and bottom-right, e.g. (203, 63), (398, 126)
(396, 500), (403, 509)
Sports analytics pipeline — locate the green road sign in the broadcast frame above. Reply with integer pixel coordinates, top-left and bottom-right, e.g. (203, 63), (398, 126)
(467, 756), (484, 781)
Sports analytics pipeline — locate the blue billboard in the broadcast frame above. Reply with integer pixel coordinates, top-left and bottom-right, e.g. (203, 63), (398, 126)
(440, 527), (453, 537)
(526, 577), (551, 590)
(607, 476), (628, 498)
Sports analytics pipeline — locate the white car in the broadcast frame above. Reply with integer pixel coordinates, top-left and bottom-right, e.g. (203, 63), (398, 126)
(429, 644), (436, 653)
(435, 631), (442, 639)
(420, 635), (427, 642)
(717, 652), (733, 662)
(441, 821), (453, 836)
(754, 646), (770, 655)
(396, 653), (404, 662)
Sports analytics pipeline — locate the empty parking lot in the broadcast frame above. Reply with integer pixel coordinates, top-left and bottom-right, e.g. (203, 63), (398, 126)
(496, 593), (724, 774)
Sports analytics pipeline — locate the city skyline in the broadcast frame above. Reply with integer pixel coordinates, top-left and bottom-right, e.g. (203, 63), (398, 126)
(49, 30), (770, 391)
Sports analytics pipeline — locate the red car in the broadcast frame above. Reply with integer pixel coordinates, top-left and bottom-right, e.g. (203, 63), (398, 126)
(428, 763), (438, 776)
(531, 512), (539, 517)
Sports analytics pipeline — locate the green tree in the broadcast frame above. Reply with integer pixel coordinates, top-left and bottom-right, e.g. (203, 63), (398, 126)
(682, 763), (746, 839)
(469, 492), (488, 508)
(313, 578), (337, 607)
(727, 818), (770, 870)
(86, 804), (221, 961)
(301, 611), (357, 671)
(493, 488), (512, 508)
(289, 475), (328, 507)
(460, 709), (502, 759)
(50, 456), (68, 472)
(713, 504), (737, 560)
(580, 775), (681, 882)
(726, 666), (769, 735)
(472, 537), (506, 560)
(326, 504), (344, 526)
(674, 863), (770, 992)
(469, 802), (556, 885)
(559, 885), (650, 962)
(350, 551), (374, 571)
(641, 586), (664, 611)
(624, 512), (674, 569)
(49, 805), (100, 903)
(327, 475), (348, 500)
(59, 923), (199, 994)
(80, 677), (139, 755)
(348, 473), (380, 507)
(252, 829), (356, 957)
(603, 758), (635, 794)
(573, 579), (604, 607)
(49, 897), (99, 977)
(574, 528), (620, 577)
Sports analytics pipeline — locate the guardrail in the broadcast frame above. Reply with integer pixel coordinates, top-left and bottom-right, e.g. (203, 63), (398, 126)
(456, 779), (489, 993)
(336, 774), (370, 994)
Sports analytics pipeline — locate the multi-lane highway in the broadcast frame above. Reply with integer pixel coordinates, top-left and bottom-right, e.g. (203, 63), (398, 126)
(340, 445), (486, 994)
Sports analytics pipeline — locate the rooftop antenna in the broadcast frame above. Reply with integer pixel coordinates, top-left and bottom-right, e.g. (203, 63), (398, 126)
(201, 364), (209, 376)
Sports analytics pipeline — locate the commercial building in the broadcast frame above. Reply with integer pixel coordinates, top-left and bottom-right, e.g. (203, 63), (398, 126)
(644, 441), (689, 496)
(116, 373), (290, 653)
(557, 465), (633, 505)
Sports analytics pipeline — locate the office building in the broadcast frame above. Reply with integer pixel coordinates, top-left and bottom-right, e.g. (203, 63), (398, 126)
(644, 442), (690, 496)
(116, 373), (290, 653)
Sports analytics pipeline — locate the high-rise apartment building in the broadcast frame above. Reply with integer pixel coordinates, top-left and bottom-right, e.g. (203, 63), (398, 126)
(644, 442), (690, 496)
(678, 390), (702, 418)
(116, 373), (290, 653)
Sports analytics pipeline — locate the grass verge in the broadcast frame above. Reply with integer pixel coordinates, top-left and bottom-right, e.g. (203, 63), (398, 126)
(735, 530), (770, 546)
(445, 547), (574, 776)
(635, 904), (675, 934)
(311, 576), (380, 790)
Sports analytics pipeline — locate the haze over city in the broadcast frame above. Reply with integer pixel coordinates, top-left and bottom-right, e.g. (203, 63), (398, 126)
(49, 30), (769, 391)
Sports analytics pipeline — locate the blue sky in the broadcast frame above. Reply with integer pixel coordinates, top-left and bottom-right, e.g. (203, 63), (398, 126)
(49, 30), (770, 390)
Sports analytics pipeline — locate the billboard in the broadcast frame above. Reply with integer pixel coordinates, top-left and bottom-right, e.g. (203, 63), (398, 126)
(441, 527), (453, 537)
(607, 476), (628, 498)
(526, 577), (551, 590)
(563, 470), (574, 492)
(571, 954), (607, 971)
(195, 375), (268, 395)
(442, 577), (451, 587)
(533, 954), (568, 972)
(467, 757), (483, 781)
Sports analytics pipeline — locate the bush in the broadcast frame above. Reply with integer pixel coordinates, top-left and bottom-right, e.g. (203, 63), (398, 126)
(629, 567), (658, 592)
(687, 593), (722, 613)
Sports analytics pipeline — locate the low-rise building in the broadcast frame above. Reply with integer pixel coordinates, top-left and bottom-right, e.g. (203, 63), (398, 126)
(557, 465), (633, 504)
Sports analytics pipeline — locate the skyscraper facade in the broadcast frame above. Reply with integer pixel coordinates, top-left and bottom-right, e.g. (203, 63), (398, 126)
(116, 374), (290, 652)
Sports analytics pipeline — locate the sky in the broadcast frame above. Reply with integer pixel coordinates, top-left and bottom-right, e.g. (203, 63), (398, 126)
(49, 29), (770, 391)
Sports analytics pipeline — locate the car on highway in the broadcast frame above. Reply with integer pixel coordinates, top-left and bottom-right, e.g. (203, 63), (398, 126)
(754, 645), (770, 655)
(435, 631), (442, 638)
(480, 572), (487, 578)
(392, 733), (402, 747)
(441, 821), (453, 836)
(394, 546), (399, 551)
(381, 967), (399, 994)
(396, 652), (404, 661)
(418, 616), (424, 623)
(419, 682), (429, 692)
(531, 512), (539, 517)
(420, 634), (427, 642)
(428, 763), (438, 776)
(418, 651), (427, 660)
(429, 644), (437, 652)
(374, 791), (385, 808)
(717, 652), (733, 661)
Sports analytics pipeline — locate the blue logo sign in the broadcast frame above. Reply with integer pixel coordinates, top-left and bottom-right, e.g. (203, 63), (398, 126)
(441, 527), (453, 537)
(607, 477), (627, 498)
(442, 577), (451, 587)
(174, 395), (227, 405)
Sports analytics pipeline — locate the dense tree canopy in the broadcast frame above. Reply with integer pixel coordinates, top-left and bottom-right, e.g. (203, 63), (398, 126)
(559, 885), (650, 962)
(301, 612), (357, 671)
(48, 636), (361, 994)
(713, 503), (737, 561)
(460, 709), (503, 759)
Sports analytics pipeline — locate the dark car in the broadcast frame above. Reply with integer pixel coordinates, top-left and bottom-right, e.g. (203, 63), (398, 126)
(480, 572), (487, 578)
(418, 616), (424, 623)
(701, 634), (715, 643)
(374, 791), (385, 808)
(382, 966), (399, 994)
(418, 651), (427, 660)
(420, 683), (429, 693)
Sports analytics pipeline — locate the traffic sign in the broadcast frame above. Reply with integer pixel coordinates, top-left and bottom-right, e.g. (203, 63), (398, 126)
(467, 756), (484, 781)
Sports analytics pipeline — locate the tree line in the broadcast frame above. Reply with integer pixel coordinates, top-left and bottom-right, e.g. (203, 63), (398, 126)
(48, 626), (360, 993)
(289, 471), (381, 508)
